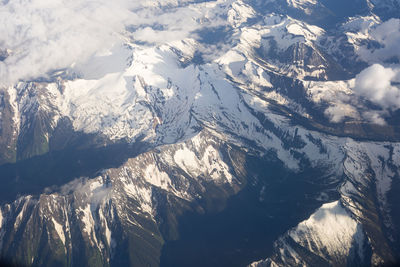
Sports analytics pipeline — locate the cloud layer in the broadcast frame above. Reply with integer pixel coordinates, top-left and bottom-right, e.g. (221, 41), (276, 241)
(354, 64), (400, 110)
(0, 0), (137, 86)
(0, 0), (229, 86)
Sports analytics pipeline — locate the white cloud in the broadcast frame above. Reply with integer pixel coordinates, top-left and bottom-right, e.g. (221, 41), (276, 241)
(324, 103), (359, 123)
(0, 0), (135, 86)
(354, 64), (400, 110)
(0, 0), (229, 86)
(362, 110), (387, 125)
(358, 18), (400, 63)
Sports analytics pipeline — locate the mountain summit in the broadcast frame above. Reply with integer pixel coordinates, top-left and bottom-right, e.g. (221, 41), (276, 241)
(0, 0), (400, 266)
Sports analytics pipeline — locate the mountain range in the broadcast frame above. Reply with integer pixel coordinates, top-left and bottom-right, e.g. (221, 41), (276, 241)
(0, 0), (400, 266)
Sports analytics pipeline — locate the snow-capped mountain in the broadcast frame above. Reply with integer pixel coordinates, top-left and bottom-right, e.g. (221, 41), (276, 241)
(0, 0), (400, 266)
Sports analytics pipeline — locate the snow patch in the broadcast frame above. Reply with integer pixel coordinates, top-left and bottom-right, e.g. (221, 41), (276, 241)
(289, 201), (364, 261)
(228, 0), (256, 28)
(52, 218), (66, 245)
(174, 147), (199, 174)
(144, 164), (172, 190)
(14, 197), (31, 230)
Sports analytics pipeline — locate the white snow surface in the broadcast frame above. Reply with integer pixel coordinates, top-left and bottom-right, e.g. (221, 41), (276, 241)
(2, 0), (331, 144)
(251, 200), (367, 267)
(0, 1), (400, 265)
(52, 218), (66, 245)
(289, 201), (362, 259)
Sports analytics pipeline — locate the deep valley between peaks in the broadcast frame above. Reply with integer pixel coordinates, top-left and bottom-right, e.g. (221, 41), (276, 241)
(1, 0), (400, 266)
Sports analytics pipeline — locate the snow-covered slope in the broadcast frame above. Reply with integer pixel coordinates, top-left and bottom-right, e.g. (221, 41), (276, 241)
(251, 141), (400, 266)
(0, 0), (400, 266)
(251, 201), (368, 267)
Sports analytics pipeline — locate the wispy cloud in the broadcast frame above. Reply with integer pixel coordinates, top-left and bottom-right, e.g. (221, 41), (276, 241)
(0, 0), (230, 86)
(0, 0), (137, 86)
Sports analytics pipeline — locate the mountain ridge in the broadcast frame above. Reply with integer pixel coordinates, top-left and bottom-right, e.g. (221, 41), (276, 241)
(0, 0), (400, 266)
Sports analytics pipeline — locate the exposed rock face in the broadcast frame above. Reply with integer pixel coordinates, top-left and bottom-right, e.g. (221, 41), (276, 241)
(0, 0), (400, 266)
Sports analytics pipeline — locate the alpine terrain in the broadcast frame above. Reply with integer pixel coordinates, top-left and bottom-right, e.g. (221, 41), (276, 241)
(0, 0), (400, 266)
